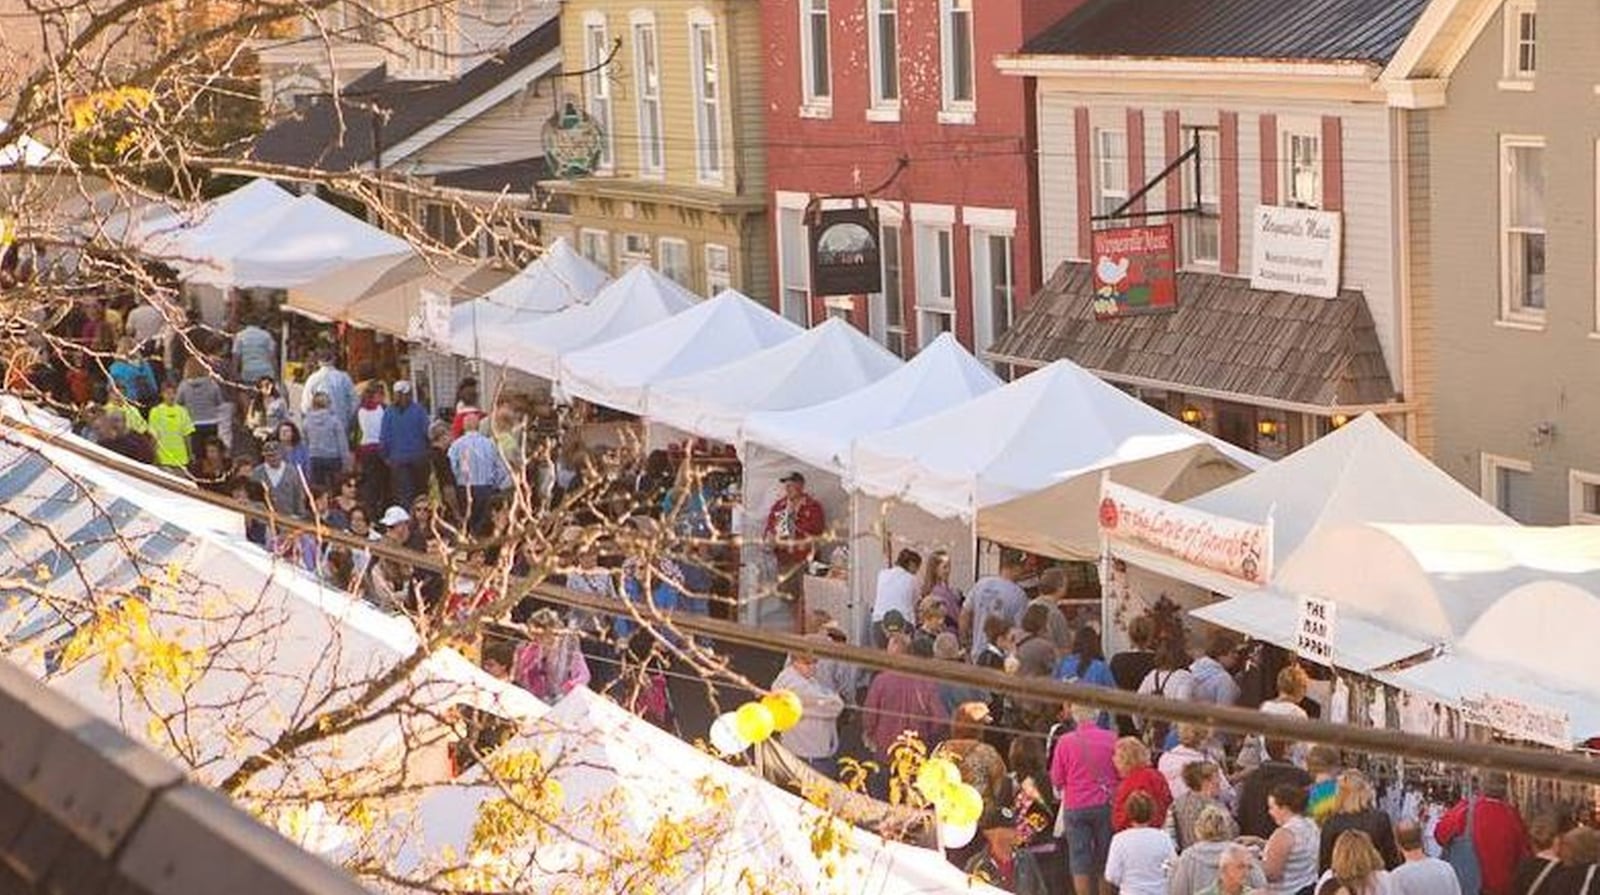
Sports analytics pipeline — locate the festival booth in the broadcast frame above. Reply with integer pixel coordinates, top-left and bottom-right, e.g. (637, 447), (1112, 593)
(845, 359), (1261, 645)
(558, 288), (802, 415)
(739, 334), (1002, 635)
(0, 411), (543, 797)
(447, 236), (610, 358)
(178, 192), (411, 290)
(286, 252), (509, 336)
(358, 689), (998, 894)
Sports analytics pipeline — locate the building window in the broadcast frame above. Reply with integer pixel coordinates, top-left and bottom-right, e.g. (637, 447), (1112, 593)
(778, 207), (811, 325)
(1183, 126), (1221, 268)
(1282, 124), (1322, 209)
(915, 224), (955, 347)
(704, 243), (732, 296)
(971, 230), (1013, 357)
(877, 223), (906, 357)
(1570, 471), (1600, 523)
(1501, 136), (1546, 321)
(619, 232), (652, 269)
(1481, 453), (1534, 522)
(689, 18), (722, 182)
(658, 237), (691, 287)
(579, 228), (611, 272)
(584, 16), (614, 171)
(1095, 129), (1128, 218)
(801, 0), (831, 109)
(940, 0), (974, 116)
(868, 0), (898, 112)
(632, 17), (665, 176)
(1503, 0), (1536, 84)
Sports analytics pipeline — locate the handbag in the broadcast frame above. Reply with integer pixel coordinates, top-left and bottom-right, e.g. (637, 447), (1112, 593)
(1442, 799), (1482, 895)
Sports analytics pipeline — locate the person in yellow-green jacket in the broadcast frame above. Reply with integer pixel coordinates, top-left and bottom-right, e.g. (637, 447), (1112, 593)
(146, 381), (195, 472)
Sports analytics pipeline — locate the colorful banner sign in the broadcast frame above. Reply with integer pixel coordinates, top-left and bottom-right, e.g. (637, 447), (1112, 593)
(809, 207), (882, 297)
(1091, 224), (1178, 320)
(1097, 481), (1271, 584)
(1250, 205), (1344, 299)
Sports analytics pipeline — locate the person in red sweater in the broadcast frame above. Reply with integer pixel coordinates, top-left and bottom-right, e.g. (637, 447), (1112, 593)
(1435, 771), (1531, 895)
(1110, 736), (1172, 832)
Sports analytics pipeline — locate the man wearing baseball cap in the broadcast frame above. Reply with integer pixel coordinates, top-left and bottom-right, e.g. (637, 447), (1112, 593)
(965, 789), (1048, 895)
(379, 380), (431, 506)
(762, 470), (825, 628)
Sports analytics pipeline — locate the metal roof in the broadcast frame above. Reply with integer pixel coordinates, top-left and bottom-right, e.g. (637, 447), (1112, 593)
(1023, 0), (1430, 64)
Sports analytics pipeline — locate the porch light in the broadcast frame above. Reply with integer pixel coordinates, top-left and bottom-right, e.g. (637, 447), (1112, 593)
(1256, 418), (1280, 439)
(1179, 406), (1204, 425)
(1330, 413), (1350, 429)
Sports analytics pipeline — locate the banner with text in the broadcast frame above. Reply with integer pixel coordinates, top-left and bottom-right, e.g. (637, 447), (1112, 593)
(1098, 481), (1271, 585)
(1091, 224), (1178, 320)
(1250, 205), (1343, 299)
(1460, 694), (1572, 750)
(1296, 594), (1337, 666)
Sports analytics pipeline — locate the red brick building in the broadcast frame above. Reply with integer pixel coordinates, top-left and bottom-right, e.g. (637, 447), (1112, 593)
(761, 0), (1081, 358)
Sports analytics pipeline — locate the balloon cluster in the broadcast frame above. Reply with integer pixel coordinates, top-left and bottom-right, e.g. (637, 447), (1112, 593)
(915, 757), (983, 848)
(708, 690), (804, 756)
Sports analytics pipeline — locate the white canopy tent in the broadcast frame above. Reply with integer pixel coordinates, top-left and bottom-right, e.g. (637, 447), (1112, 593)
(142, 177), (295, 263)
(0, 120), (64, 168)
(558, 288), (802, 415)
(645, 317), (904, 446)
(467, 263), (698, 379)
(181, 193), (411, 289)
(285, 252), (510, 337)
(848, 358), (1262, 561)
(448, 237), (610, 354)
(362, 689), (999, 894)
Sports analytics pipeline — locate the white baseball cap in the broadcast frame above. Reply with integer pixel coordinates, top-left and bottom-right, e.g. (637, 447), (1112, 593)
(379, 506), (411, 527)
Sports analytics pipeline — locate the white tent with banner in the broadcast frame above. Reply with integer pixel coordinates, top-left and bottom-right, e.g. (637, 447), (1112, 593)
(558, 288), (802, 415)
(467, 263), (698, 380)
(645, 317), (904, 447)
(448, 236), (610, 355)
(179, 192), (412, 289)
(358, 689), (998, 895)
(738, 334), (1001, 634)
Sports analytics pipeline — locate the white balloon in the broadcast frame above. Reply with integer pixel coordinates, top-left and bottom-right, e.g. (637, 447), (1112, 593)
(937, 820), (977, 849)
(709, 712), (751, 756)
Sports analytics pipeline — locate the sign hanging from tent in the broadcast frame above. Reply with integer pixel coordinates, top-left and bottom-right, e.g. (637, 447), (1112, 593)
(1250, 205), (1343, 298)
(1091, 224), (1178, 320)
(1460, 694), (1571, 750)
(808, 207), (882, 297)
(1097, 481), (1271, 584)
(1296, 594), (1336, 666)
(408, 289), (451, 349)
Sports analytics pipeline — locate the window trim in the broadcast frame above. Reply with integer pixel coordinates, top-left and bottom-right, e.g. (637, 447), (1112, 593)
(777, 204), (813, 326)
(1182, 125), (1222, 270)
(631, 11), (665, 179)
(704, 243), (732, 297)
(938, 0), (975, 122)
(1499, 0), (1537, 90)
(1570, 470), (1600, 524)
(1499, 134), (1547, 326)
(799, 0), (832, 116)
(969, 225), (1015, 360)
(1480, 452), (1533, 519)
(579, 227), (612, 273)
(619, 231), (652, 269)
(657, 236), (691, 288)
(1093, 128), (1129, 219)
(1279, 117), (1323, 210)
(583, 12), (615, 174)
(867, 0), (899, 118)
(914, 221), (956, 348)
(876, 218), (907, 357)
(687, 11), (724, 185)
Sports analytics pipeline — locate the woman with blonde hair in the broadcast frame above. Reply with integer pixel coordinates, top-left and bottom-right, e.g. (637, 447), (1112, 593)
(1318, 771), (1401, 871)
(1316, 830), (1396, 895)
(1169, 805), (1266, 895)
(1111, 736), (1172, 833)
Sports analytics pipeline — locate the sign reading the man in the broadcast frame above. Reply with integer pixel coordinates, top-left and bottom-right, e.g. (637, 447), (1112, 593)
(809, 207), (882, 297)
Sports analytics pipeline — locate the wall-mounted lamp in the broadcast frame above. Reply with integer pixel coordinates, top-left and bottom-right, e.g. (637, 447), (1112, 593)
(1179, 406), (1204, 425)
(1256, 418), (1281, 439)
(1330, 413), (1350, 429)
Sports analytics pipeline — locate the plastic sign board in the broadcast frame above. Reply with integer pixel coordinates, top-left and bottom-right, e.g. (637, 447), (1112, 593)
(1460, 694), (1572, 750)
(407, 289), (451, 349)
(1098, 481), (1271, 584)
(808, 207), (882, 297)
(542, 98), (606, 180)
(1250, 205), (1343, 298)
(1296, 594), (1336, 666)
(1091, 224), (1178, 320)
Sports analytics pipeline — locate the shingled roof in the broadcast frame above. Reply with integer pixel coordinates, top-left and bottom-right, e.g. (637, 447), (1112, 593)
(249, 17), (559, 172)
(988, 262), (1398, 408)
(1023, 0), (1430, 64)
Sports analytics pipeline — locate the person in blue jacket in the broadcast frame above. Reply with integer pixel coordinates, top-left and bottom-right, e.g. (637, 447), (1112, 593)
(379, 380), (431, 506)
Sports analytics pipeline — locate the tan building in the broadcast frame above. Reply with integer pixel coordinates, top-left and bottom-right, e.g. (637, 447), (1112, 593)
(544, 0), (768, 300)
(1381, 0), (1600, 523)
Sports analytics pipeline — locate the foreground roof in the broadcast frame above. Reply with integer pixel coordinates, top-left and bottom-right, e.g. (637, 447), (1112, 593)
(1023, 0), (1430, 64)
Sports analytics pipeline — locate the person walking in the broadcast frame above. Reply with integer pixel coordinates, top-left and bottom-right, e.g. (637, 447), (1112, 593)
(1194, 844), (1267, 895)
(918, 548), (962, 630)
(107, 337), (160, 411)
(125, 298), (166, 349)
(302, 390), (351, 493)
(380, 380), (431, 507)
(1319, 831), (1398, 895)
(770, 649), (846, 777)
(512, 608), (590, 701)
(1189, 630), (1244, 708)
(1170, 761), (1235, 849)
(762, 471), (825, 611)
(354, 381), (388, 510)
(232, 316), (277, 385)
(1321, 771), (1403, 871)
(251, 440), (309, 522)
(245, 377), (288, 450)
(966, 801), (1048, 895)
(1105, 791), (1176, 895)
(174, 358), (225, 448)
(1392, 821), (1463, 895)
(447, 412), (511, 536)
(963, 551), (1028, 663)
(300, 351), (357, 425)
(1170, 808), (1266, 895)
(1434, 771), (1530, 895)
(1050, 702), (1118, 895)
(1030, 566), (1074, 651)
(861, 633), (946, 766)
(872, 549), (922, 647)
(1263, 784), (1321, 895)
(146, 381), (195, 472)
(1238, 740), (1313, 840)
(1111, 736), (1172, 833)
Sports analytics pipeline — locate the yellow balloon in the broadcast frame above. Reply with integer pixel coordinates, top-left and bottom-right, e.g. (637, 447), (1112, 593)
(915, 757), (960, 802)
(733, 702), (776, 744)
(940, 782), (984, 827)
(762, 690), (804, 733)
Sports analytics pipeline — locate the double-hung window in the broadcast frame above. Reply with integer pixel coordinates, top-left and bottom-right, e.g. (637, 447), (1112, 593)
(971, 230), (1014, 356)
(801, 0), (831, 113)
(915, 222), (955, 347)
(704, 244), (732, 296)
(689, 17), (723, 182)
(632, 16), (664, 176)
(939, 0), (974, 121)
(1502, 0), (1537, 87)
(658, 238), (691, 287)
(778, 207), (812, 325)
(1282, 123), (1322, 209)
(868, 0), (899, 116)
(878, 224), (906, 357)
(1182, 126), (1221, 267)
(579, 228), (611, 272)
(1094, 129), (1128, 218)
(1501, 136), (1546, 321)
(619, 232), (652, 269)
(1482, 453), (1534, 522)
(584, 16), (614, 171)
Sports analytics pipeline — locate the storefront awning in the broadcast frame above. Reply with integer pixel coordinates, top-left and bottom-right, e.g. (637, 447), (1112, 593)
(988, 262), (1398, 410)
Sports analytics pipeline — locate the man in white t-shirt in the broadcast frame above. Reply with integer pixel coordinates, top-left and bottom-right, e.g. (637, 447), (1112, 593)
(871, 549), (921, 646)
(1392, 821), (1462, 895)
(962, 552), (1028, 663)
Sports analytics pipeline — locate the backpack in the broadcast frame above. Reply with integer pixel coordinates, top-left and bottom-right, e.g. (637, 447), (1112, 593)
(1442, 799), (1482, 895)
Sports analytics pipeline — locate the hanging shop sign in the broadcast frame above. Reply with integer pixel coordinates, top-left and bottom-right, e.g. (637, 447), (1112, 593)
(542, 98), (607, 180)
(407, 288), (451, 349)
(1295, 594), (1337, 666)
(1091, 224), (1178, 320)
(1460, 694), (1572, 750)
(1250, 205), (1343, 299)
(808, 207), (882, 297)
(1098, 481), (1272, 585)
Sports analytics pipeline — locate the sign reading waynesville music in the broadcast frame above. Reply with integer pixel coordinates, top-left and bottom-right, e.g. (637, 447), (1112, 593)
(1250, 205), (1343, 299)
(1097, 481), (1272, 585)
